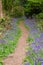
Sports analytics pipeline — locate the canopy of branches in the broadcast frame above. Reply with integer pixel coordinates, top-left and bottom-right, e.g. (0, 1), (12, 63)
(2, 0), (43, 18)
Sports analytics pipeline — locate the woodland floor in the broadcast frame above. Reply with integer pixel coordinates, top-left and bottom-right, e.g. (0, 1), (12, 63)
(3, 21), (28, 65)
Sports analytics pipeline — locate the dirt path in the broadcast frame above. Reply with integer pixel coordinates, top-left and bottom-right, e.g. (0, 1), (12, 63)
(3, 21), (28, 65)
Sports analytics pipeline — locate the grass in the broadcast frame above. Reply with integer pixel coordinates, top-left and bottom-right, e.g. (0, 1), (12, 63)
(0, 29), (21, 64)
(23, 55), (34, 65)
(0, 19), (22, 65)
(24, 24), (30, 30)
(27, 37), (34, 44)
(23, 49), (42, 65)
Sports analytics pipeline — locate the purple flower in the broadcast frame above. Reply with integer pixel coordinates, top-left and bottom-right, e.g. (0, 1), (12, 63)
(42, 62), (43, 65)
(35, 38), (40, 43)
(40, 33), (43, 39)
(38, 57), (43, 61)
(0, 39), (7, 44)
(34, 60), (38, 65)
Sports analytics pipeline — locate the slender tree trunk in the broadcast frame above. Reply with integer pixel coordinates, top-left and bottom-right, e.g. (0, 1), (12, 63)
(0, 0), (3, 18)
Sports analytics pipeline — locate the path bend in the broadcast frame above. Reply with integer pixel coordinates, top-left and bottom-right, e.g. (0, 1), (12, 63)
(3, 21), (28, 65)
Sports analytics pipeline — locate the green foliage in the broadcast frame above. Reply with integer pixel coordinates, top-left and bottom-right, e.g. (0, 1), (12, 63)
(37, 20), (43, 31)
(0, 30), (21, 58)
(24, 24), (30, 30)
(2, 0), (43, 18)
(24, 1), (42, 18)
(28, 0), (43, 2)
(0, 18), (5, 24)
(0, 17), (11, 31)
(0, 58), (3, 65)
(37, 61), (41, 65)
(27, 37), (34, 44)
(0, 62), (3, 65)
(24, 54), (34, 65)
(0, 18), (6, 31)
(0, 25), (21, 64)
(2, 0), (13, 11)
(36, 13), (43, 19)
(10, 6), (24, 17)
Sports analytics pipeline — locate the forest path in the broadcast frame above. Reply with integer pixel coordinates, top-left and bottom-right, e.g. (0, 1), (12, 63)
(3, 21), (28, 65)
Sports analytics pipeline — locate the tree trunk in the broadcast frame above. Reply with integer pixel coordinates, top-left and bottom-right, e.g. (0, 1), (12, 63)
(0, 0), (3, 18)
